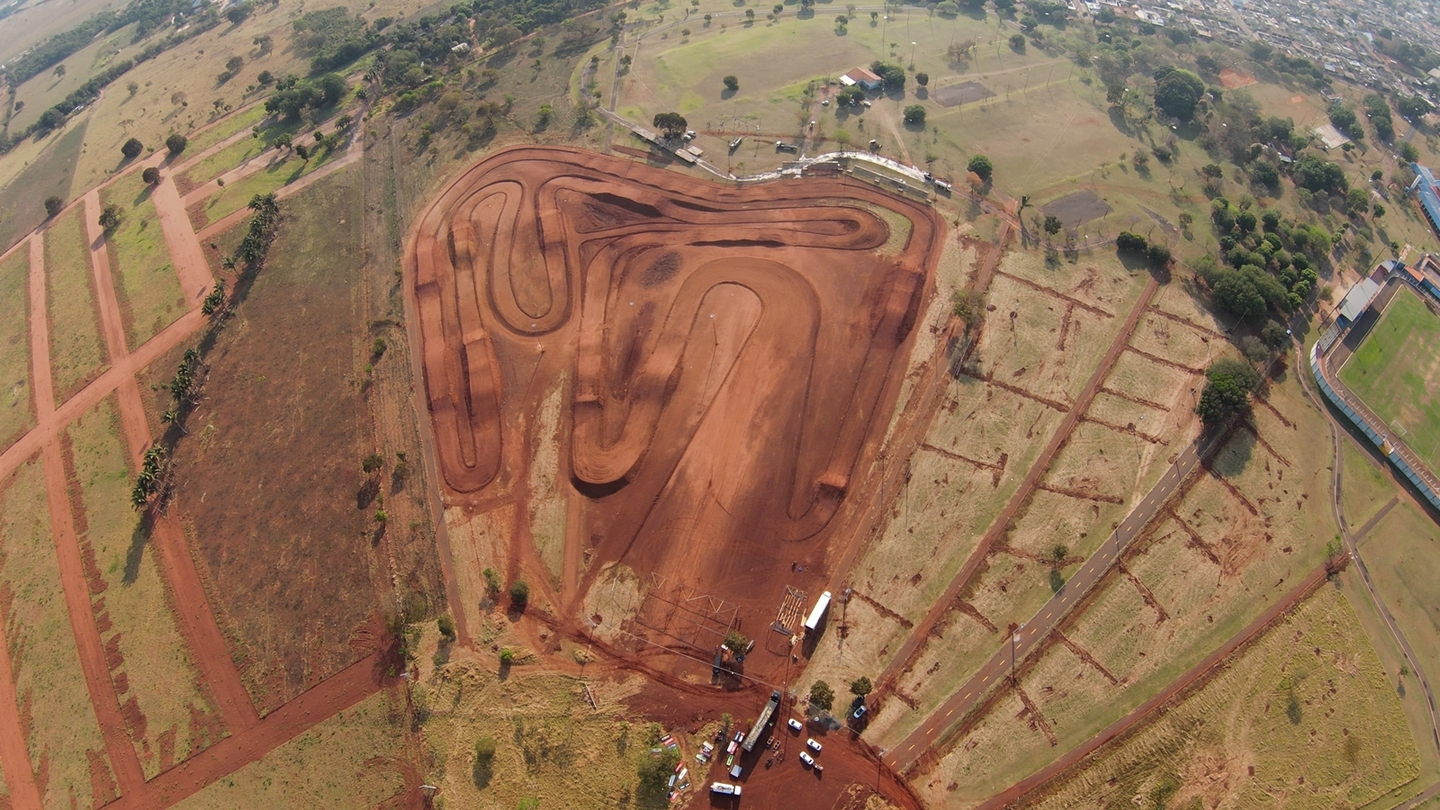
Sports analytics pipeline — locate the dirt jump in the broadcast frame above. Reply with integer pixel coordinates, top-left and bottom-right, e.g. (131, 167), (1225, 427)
(408, 143), (943, 682)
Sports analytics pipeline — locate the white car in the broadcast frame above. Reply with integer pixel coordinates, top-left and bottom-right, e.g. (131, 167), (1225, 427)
(806, 738), (823, 754)
(711, 782), (742, 795)
(799, 751), (815, 767)
(787, 718), (803, 732)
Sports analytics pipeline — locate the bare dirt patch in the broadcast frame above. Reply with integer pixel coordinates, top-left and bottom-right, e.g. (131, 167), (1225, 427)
(933, 81), (997, 108)
(1219, 67), (1258, 89)
(1040, 190), (1112, 229)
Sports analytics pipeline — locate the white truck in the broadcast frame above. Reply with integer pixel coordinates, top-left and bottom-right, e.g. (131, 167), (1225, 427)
(803, 591), (832, 634)
(711, 782), (743, 795)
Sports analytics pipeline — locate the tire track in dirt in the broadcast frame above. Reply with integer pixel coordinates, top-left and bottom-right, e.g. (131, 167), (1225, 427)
(1124, 345), (1205, 375)
(1053, 630), (1118, 684)
(1116, 560), (1168, 624)
(994, 269), (1115, 319)
(876, 276), (1158, 703)
(1144, 305), (1225, 340)
(955, 370), (1071, 412)
(1079, 413), (1168, 445)
(1165, 507), (1221, 566)
(1097, 385), (1169, 412)
(976, 562), (1332, 809)
(1013, 684), (1058, 746)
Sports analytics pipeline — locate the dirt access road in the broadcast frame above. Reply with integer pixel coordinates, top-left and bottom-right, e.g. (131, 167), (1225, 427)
(0, 110), (398, 809)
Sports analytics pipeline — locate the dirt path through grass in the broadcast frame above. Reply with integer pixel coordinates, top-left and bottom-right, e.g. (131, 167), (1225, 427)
(152, 172), (215, 307)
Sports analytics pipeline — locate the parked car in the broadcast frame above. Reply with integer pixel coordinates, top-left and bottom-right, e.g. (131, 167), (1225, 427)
(806, 738), (823, 754)
(799, 751), (815, 767)
(787, 718), (803, 732)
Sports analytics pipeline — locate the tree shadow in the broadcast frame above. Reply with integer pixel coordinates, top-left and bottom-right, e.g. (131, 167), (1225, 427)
(122, 513), (153, 585)
(1208, 421), (1255, 477)
(472, 758), (494, 788)
(721, 87), (737, 100)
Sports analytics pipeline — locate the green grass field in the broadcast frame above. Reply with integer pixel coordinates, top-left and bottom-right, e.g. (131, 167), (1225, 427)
(192, 144), (346, 230)
(100, 171), (187, 349)
(0, 456), (114, 808)
(179, 136), (274, 192)
(182, 104), (271, 160)
(42, 206), (108, 403)
(1342, 439), (1395, 535)
(1339, 289), (1440, 472)
(1362, 499), (1440, 712)
(0, 247), (35, 449)
(65, 395), (220, 777)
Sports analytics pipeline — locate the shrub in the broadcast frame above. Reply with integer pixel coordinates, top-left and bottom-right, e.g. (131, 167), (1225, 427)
(849, 676), (873, 696)
(437, 614), (455, 639)
(967, 154), (993, 182)
(142, 167), (161, 184)
(121, 137), (144, 159)
(723, 75), (738, 91)
(509, 580), (530, 607)
(903, 104), (926, 126)
(43, 196), (64, 218)
(165, 133), (188, 155)
(808, 680), (835, 711)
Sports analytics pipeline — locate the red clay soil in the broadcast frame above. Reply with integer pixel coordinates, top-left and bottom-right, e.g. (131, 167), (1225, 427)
(408, 145), (944, 804)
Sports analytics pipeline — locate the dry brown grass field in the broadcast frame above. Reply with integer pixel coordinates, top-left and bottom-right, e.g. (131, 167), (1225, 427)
(0, 246), (35, 449)
(1015, 587), (1418, 810)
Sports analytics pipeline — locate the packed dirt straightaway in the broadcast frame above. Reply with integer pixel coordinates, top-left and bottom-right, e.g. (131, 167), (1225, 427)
(409, 146), (943, 801)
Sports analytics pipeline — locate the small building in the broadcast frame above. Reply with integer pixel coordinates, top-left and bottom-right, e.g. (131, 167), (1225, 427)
(1336, 277), (1381, 327)
(1313, 123), (1351, 150)
(1410, 163), (1440, 239)
(840, 67), (884, 91)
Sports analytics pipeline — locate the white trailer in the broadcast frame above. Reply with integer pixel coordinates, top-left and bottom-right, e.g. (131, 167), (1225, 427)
(803, 591), (832, 634)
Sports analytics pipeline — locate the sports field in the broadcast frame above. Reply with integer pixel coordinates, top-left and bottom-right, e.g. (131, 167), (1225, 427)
(1339, 289), (1440, 472)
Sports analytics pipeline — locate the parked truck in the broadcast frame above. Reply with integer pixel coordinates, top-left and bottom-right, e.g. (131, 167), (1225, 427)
(741, 691), (782, 752)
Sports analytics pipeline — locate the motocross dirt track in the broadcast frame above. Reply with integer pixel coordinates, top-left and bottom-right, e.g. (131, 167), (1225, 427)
(409, 146), (944, 682)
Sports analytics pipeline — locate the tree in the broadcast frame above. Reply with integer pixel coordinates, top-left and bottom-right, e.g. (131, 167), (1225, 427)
(869, 61), (906, 91)
(1147, 243), (1171, 268)
(225, 2), (252, 24)
(724, 630), (748, 653)
(637, 746), (682, 803)
(165, 133), (188, 156)
(915, 72), (929, 87)
(808, 680), (835, 711)
(1260, 320), (1289, 348)
(1401, 142), (1420, 163)
(317, 73), (348, 106)
(1211, 268), (1268, 320)
(1196, 357), (1261, 426)
(1116, 231), (1148, 253)
(652, 111), (687, 139)
(1043, 215), (1062, 235)
(1293, 155), (1347, 193)
(903, 104), (926, 126)
(474, 735), (496, 766)
(849, 676), (873, 697)
(1009, 33), (1026, 53)
(438, 614), (455, 639)
(225, 56), (245, 74)
(967, 154), (993, 182)
(253, 35), (273, 55)
(121, 138), (144, 160)
(295, 144), (311, 161)
(1153, 67), (1205, 121)
(509, 580), (530, 608)
(142, 167), (161, 185)
(723, 75), (739, 92)
(1346, 187), (1370, 217)
(53, 64), (66, 79)
(44, 196), (63, 218)
(98, 204), (123, 236)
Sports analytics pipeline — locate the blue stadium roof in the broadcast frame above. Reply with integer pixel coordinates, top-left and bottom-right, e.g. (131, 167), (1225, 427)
(1412, 162), (1440, 236)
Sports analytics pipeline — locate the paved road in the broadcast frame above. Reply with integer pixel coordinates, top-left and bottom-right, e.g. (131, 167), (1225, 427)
(886, 425), (1214, 771)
